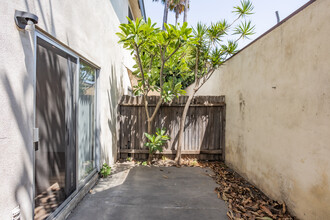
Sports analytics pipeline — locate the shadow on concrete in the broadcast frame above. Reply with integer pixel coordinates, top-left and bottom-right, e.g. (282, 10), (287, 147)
(67, 165), (228, 220)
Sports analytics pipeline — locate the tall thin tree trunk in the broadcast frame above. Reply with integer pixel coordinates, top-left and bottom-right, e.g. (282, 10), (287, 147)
(163, 0), (169, 30)
(174, 91), (195, 163)
(175, 48), (199, 164)
(147, 120), (152, 134)
(175, 9), (179, 25)
(183, 0), (188, 23)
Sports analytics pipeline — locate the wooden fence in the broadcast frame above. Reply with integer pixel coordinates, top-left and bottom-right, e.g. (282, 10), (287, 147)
(117, 95), (226, 160)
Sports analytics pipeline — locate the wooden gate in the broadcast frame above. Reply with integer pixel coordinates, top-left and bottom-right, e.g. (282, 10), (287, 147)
(117, 95), (226, 160)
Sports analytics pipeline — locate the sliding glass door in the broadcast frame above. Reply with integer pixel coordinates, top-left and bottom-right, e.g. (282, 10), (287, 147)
(34, 33), (98, 220)
(34, 37), (77, 220)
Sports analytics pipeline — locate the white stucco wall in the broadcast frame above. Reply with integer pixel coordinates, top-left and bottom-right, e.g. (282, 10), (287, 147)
(0, 0), (136, 218)
(187, 1), (330, 219)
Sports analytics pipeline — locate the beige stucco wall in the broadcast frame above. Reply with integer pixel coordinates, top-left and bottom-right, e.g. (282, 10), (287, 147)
(187, 1), (330, 219)
(0, 0), (137, 218)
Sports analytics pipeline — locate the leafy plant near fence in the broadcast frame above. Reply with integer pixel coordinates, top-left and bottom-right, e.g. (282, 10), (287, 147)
(100, 163), (111, 178)
(145, 128), (170, 163)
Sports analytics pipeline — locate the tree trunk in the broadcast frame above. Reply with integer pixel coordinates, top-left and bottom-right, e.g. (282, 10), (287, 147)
(147, 119), (153, 164)
(147, 150), (153, 164)
(174, 91), (195, 164)
(183, 0), (188, 23)
(175, 9), (179, 25)
(162, 0), (169, 30)
(146, 97), (162, 164)
(175, 46), (199, 164)
(147, 120), (152, 134)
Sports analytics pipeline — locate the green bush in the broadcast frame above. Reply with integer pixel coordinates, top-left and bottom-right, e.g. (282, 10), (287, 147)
(145, 128), (170, 155)
(100, 163), (111, 178)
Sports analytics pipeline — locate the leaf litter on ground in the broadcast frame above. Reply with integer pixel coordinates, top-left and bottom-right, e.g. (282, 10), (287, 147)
(152, 157), (298, 220)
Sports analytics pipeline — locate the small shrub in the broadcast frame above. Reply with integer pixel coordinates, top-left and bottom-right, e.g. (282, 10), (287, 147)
(100, 163), (111, 178)
(145, 128), (170, 155)
(127, 157), (132, 162)
(141, 161), (148, 166)
(191, 159), (198, 167)
(145, 128), (170, 164)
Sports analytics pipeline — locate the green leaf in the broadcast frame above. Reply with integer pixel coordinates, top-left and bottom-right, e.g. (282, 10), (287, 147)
(233, 20), (255, 39)
(233, 0), (254, 17)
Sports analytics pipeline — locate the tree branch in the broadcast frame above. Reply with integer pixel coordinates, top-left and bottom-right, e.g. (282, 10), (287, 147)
(194, 47), (199, 87)
(135, 43), (151, 120)
(134, 43), (145, 79)
(146, 53), (155, 91)
(143, 92), (150, 120)
(227, 15), (241, 30)
(149, 97), (162, 122)
(165, 43), (181, 62)
(195, 68), (215, 91)
(148, 54), (155, 73)
(149, 46), (166, 122)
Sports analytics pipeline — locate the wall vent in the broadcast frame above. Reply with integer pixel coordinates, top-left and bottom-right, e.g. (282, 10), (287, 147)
(12, 206), (20, 220)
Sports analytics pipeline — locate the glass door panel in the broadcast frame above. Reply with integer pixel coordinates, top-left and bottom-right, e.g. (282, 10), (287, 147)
(34, 37), (77, 220)
(78, 61), (96, 181)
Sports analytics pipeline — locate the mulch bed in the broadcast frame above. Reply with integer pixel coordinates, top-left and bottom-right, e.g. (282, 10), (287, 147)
(150, 157), (297, 220)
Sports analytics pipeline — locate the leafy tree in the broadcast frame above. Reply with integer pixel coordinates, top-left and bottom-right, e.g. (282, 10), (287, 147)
(174, 0), (255, 163)
(117, 18), (193, 163)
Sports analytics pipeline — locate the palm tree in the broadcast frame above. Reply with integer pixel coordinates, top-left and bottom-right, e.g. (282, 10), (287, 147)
(169, 0), (185, 25)
(183, 0), (189, 23)
(152, 0), (169, 30)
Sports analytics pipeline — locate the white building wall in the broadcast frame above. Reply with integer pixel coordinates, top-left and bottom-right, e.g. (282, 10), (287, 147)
(186, 1), (330, 219)
(0, 0), (135, 218)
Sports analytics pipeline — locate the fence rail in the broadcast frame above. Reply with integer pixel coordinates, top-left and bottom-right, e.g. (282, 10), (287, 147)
(117, 95), (226, 160)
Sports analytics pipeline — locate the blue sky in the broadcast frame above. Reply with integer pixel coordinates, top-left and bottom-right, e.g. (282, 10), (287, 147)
(144, 0), (310, 48)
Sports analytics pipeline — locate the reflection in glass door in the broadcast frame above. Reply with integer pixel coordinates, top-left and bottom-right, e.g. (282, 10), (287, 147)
(78, 61), (96, 181)
(34, 37), (77, 220)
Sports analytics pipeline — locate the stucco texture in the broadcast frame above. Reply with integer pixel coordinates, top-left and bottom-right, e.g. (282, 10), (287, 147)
(0, 0), (135, 218)
(187, 1), (330, 219)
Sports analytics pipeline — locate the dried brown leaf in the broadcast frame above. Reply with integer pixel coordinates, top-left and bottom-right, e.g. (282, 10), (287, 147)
(222, 193), (229, 201)
(227, 210), (234, 220)
(242, 197), (252, 206)
(256, 217), (273, 220)
(260, 205), (273, 217)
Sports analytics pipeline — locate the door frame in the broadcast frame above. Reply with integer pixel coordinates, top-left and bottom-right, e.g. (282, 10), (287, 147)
(33, 31), (80, 220)
(33, 29), (100, 220)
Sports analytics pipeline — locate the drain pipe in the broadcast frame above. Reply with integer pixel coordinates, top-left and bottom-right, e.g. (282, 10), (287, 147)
(14, 10), (39, 147)
(26, 20), (40, 151)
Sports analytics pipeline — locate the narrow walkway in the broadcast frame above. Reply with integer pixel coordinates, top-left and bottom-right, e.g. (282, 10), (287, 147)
(68, 164), (228, 220)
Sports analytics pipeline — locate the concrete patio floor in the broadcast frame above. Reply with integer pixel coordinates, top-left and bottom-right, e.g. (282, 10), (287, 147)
(67, 163), (228, 220)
